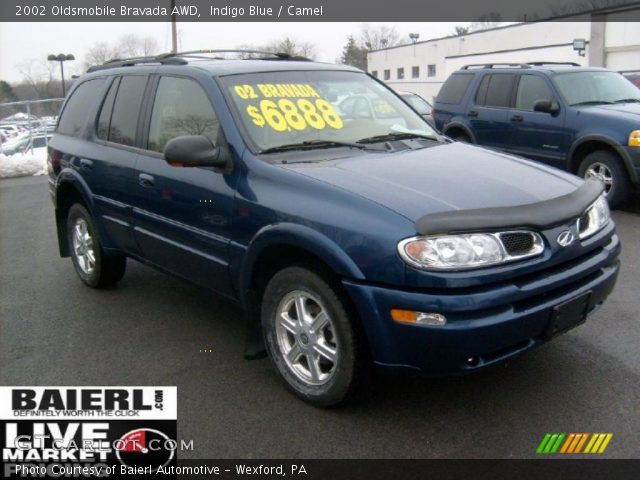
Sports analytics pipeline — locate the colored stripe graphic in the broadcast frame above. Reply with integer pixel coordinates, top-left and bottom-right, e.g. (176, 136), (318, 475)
(538, 433), (613, 454)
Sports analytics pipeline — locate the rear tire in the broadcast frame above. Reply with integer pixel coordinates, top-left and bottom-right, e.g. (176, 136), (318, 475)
(67, 203), (126, 288)
(261, 264), (368, 407)
(578, 150), (630, 208)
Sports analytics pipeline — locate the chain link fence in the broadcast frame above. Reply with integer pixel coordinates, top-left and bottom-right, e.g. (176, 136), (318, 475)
(0, 98), (64, 155)
(0, 98), (64, 178)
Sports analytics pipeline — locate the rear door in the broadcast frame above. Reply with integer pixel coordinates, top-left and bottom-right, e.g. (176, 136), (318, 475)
(505, 73), (568, 165)
(470, 73), (516, 149)
(132, 75), (237, 297)
(89, 75), (150, 254)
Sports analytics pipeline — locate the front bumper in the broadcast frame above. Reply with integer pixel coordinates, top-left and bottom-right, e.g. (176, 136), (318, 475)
(343, 232), (620, 375)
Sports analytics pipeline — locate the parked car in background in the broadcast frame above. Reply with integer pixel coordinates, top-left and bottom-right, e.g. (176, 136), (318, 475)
(622, 71), (640, 89)
(49, 53), (619, 406)
(434, 62), (640, 206)
(397, 91), (435, 127)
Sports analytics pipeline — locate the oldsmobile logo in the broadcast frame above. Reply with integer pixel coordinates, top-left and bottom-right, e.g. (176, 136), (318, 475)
(557, 230), (576, 247)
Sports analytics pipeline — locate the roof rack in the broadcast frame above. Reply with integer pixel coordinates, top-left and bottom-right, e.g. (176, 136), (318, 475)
(461, 61), (580, 70)
(525, 61), (581, 67)
(86, 49), (311, 73)
(158, 49), (311, 61)
(87, 55), (187, 72)
(461, 63), (531, 70)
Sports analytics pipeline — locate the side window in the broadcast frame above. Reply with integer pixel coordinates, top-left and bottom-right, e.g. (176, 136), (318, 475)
(516, 75), (553, 110)
(436, 73), (474, 104)
(109, 76), (148, 147)
(96, 77), (119, 140)
(147, 76), (220, 153)
(477, 74), (515, 108)
(475, 75), (490, 104)
(57, 79), (105, 136)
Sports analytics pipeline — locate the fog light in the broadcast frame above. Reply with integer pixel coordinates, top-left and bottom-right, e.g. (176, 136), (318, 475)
(391, 309), (447, 326)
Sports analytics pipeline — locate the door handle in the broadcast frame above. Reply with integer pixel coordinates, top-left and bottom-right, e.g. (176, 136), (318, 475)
(138, 173), (155, 188)
(79, 158), (93, 169)
(511, 115), (523, 122)
(468, 110), (479, 118)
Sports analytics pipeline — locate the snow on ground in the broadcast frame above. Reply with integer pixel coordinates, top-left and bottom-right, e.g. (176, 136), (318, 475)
(0, 150), (47, 178)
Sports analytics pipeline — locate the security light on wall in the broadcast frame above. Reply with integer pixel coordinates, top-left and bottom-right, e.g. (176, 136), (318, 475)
(573, 38), (586, 57)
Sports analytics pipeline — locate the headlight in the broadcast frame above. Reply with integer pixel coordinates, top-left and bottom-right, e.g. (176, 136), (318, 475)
(398, 231), (544, 270)
(578, 195), (610, 239)
(629, 130), (640, 147)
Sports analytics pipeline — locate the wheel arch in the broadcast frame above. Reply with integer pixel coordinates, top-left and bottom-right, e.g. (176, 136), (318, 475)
(443, 121), (477, 143)
(236, 223), (366, 359)
(569, 134), (637, 183)
(54, 170), (98, 257)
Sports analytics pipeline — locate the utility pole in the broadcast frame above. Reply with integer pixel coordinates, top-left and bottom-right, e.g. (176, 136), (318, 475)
(170, 0), (178, 53)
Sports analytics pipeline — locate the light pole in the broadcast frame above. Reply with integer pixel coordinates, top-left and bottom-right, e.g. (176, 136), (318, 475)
(47, 53), (75, 96)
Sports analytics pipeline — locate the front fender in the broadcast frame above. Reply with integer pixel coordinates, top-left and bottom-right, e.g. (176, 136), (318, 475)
(233, 222), (366, 307)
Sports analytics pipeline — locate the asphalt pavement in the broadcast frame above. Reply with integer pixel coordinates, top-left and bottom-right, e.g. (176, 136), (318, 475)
(1, 175), (639, 458)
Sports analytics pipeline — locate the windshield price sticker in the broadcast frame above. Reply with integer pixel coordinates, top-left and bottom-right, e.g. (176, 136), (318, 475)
(233, 83), (344, 132)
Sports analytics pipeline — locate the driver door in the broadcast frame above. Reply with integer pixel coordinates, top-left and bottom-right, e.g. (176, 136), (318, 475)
(132, 75), (238, 297)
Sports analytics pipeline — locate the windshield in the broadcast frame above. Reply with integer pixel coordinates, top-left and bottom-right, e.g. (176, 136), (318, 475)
(220, 70), (437, 152)
(554, 71), (640, 106)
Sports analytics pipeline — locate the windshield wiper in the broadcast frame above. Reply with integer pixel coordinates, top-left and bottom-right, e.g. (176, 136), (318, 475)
(612, 98), (640, 104)
(571, 100), (614, 106)
(259, 139), (384, 154)
(356, 132), (439, 144)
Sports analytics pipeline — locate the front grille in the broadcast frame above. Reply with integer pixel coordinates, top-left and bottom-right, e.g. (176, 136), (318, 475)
(499, 232), (536, 256)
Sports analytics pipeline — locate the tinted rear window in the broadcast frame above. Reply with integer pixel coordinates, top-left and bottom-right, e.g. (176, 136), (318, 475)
(57, 79), (105, 136)
(97, 78), (119, 140)
(108, 75), (148, 146)
(475, 74), (515, 108)
(436, 74), (474, 104)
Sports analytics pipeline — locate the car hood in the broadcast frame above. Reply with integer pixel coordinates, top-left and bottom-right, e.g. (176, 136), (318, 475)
(281, 142), (583, 222)
(587, 102), (640, 116)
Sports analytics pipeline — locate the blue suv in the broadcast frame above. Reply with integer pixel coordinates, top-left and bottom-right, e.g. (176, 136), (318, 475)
(49, 52), (620, 406)
(433, 62), (640, 207)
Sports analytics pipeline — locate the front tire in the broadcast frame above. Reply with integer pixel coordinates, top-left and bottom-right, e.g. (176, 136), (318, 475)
(67, 203), (126, 288)
(578, 150), (631, 208)
(261, 264), (368, 407)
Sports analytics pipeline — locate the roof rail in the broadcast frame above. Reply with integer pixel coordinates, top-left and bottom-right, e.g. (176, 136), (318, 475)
(86, 49), (312, 73)
(86, 55), (187, 72)
(461, 63), (531, 70)
(525, 61), (581, 67)
(158, 49), (311, 61)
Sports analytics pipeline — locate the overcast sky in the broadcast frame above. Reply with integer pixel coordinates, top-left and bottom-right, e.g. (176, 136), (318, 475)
(0, 22), (465, 83)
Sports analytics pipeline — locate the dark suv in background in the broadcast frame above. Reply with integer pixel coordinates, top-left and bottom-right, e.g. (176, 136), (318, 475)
(433, 63), (640, 206)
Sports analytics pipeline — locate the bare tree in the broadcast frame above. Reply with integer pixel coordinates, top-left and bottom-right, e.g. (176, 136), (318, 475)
(470, 13), (502, 32)
(17, 59), (57, 99)
(235, 37), (317, 59)
(83, 42), (119, 70)
(452, 25), (470, 36)
(117, 34), (159, 58)
(359, 24), (400, 51)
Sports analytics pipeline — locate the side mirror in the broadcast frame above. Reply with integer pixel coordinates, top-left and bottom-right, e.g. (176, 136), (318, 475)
(163, 135), (226, 168)
(533, 99), (560, 114)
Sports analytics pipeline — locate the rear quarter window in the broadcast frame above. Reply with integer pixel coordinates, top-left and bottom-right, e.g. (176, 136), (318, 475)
(436, 74), (474, 104)
(56, 79), (105, 136)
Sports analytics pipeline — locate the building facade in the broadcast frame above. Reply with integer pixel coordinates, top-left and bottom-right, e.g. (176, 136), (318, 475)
(368, 11), (640, 102)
